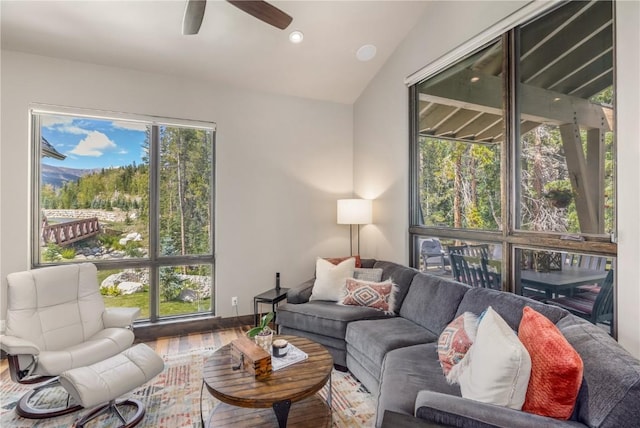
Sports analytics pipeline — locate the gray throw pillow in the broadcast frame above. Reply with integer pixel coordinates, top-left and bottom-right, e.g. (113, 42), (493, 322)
(353, 268), (383, 282)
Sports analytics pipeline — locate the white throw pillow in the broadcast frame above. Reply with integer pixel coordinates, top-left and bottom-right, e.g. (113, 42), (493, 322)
(457, 306), (531, 410)
(310, 257), (356, 301)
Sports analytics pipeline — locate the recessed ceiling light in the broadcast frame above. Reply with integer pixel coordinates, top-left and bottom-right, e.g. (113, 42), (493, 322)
(470, 76), (480, 83)
(289, 30), (304, 44)
(356, 44), (377, 62)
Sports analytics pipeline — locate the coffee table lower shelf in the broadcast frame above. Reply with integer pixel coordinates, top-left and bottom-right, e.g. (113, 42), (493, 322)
(208, 394), (331, 428)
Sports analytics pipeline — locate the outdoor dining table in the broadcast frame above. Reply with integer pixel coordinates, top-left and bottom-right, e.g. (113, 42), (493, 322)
(520, 266), (608, 299)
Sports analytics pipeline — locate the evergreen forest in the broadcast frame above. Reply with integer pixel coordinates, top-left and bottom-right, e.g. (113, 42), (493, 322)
(418, 89), (614, 235)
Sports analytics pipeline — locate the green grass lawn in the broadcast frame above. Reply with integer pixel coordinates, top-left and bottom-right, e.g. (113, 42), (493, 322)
(103, 292), (211, 319)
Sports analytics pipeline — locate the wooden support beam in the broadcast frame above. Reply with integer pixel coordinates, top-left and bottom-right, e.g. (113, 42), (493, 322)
(559, 123), (599, 233)
(586, 128), (605, 233)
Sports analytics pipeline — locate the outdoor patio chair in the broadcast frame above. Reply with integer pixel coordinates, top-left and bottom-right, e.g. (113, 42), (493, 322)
(447, 244), (489, 259)
(420, 239), (447, 271)
(450, 254), (485, 288)
(546, 269), (614, 334)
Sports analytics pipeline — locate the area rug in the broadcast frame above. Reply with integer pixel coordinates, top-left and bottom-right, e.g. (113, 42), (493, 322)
(1, 348), (376, 427)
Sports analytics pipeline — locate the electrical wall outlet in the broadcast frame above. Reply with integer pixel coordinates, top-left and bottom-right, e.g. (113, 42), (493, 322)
(231, 296), (238, 307)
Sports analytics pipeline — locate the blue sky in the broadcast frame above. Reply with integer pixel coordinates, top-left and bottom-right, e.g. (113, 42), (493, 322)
(41, 114), (148, 170)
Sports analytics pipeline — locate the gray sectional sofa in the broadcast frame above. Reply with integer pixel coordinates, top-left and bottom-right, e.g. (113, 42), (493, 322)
(276, 259), (640, 428)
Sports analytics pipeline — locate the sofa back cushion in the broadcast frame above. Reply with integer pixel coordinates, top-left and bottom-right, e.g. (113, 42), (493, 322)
(557, 315), (640, 428)
(360, 258), (376, 268)
(399, 273), (470, 335)
(455, 287), (567, 330)
(373, 261), (419, 313)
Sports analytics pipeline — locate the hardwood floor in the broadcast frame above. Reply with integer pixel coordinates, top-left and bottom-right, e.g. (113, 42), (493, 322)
(140, 326), (249, 355)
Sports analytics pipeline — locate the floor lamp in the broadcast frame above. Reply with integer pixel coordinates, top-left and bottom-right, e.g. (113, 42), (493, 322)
(337, 199), (373, 256)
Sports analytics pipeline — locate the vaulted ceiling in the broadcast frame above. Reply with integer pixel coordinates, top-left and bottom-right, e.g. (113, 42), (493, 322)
(0, 0), (430, 104)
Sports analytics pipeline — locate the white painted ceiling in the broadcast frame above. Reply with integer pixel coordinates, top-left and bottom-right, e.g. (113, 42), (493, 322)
(1, 0), (430, 104)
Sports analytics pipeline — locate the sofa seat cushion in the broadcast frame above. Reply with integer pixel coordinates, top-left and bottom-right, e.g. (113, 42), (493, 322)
(455, 287), (568, 330)
(276, 301), (392, 340)
(557, 315), (640, 428)
(35, 327), (135, 376)
(347, 317), (437, 370)
(376, 343), (460, 427)
(399, 274), (470, 335)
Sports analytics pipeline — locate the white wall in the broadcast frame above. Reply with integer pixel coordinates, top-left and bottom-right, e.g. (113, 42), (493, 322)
(0, 51), (354, 320)
(354, 0), (640, 357)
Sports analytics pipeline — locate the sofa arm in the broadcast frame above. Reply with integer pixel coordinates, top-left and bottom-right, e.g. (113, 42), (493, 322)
(415, 391), (581, 428)
(286, 278), (315, 304)
(103, 307), (141, 328)
(0, 335), (40, 356)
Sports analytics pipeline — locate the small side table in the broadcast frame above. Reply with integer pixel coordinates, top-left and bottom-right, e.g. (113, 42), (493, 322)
(253, 288), (289, 326)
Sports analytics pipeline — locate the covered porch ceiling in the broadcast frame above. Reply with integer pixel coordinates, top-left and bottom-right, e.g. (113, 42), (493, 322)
(418, 0), (613, 145)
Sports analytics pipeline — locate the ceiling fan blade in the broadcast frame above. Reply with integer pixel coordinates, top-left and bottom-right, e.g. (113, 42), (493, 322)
(182, 0), (207, 35)
(227, 1), (292, 30)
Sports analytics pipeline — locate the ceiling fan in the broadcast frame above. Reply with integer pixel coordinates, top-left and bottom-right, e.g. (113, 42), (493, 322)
(182, 0), (293, 35)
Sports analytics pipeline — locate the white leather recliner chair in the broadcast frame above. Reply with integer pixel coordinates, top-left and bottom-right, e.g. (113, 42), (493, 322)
(1, 263), (140, 419)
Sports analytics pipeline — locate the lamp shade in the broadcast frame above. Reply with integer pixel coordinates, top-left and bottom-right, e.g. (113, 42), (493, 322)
(337, 199), (372, 225)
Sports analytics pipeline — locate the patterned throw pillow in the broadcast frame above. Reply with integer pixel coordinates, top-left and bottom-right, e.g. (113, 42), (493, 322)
(519, 306), (583, 420)
(353, 268), (383, 282)
(437, 312), (479, 379)
(340, 278), (395, 313)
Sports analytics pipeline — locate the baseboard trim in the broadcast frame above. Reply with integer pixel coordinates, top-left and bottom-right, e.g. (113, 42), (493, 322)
(133, 314), (254, 342)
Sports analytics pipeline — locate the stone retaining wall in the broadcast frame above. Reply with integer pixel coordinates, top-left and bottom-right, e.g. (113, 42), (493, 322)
(43, 209), (128, 223)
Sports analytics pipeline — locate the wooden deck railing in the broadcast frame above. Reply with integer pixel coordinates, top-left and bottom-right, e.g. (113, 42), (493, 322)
(42, 217), (100, 246)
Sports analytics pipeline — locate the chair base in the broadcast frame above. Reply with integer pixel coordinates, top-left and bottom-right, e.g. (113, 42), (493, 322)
(16, 378), (83, 419)
(75, 398), (145, 428)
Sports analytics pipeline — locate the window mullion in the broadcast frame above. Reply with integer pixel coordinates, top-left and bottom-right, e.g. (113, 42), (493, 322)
(149, 125), (160, 322)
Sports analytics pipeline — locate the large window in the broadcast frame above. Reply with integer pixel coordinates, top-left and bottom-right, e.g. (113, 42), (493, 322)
(410, 1), (616, 335)
(417, 39), (503, 231)
(32, 108), (215, 322)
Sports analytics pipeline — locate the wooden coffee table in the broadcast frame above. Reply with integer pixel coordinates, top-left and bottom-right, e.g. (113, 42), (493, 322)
(202, 335), (333, 428)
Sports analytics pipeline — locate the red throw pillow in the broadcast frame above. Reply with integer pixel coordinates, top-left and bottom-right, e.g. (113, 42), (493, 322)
(340, 278), (394, 313)
(325, 255), (362, 268)
(518, 306), (583, 419)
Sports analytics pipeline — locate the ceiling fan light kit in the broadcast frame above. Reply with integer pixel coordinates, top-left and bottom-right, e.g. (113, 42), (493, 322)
(182, 0), (292, 35)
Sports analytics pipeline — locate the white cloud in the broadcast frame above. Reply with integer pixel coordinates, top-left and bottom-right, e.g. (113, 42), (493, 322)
(69, 131), (117, 157)
(58, 125), (91, 135)
(41, 115), (74, 128)
(118, 149), (129, 155)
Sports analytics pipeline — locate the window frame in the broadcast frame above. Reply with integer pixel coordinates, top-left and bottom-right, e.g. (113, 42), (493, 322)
(30, 106), (216, 323)
(408, 2), (617, 310)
